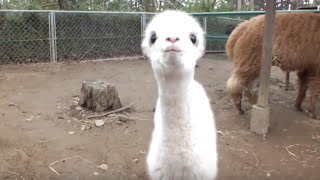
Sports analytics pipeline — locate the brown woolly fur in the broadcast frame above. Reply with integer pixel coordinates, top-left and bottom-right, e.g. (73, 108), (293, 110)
(225, 20), (250, 60)
(305, 76), (320, 118)
(307, 77), (320, 99)
(226, 12), (320, 114)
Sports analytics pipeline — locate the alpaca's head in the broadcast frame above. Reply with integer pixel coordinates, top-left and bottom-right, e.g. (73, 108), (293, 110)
(141, 10), (205, 74)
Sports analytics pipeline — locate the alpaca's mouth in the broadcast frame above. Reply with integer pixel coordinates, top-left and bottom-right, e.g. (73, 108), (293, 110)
(164, 49), (181, 52)
(164, 47), (181, 53)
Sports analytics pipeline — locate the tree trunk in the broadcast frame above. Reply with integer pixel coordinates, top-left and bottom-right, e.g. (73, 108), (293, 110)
(79, 80), (122, 112)
(212, 0), (217, 9)
(57, 0), (69, 10)
(237, 0), (241, 10)
(285, 0), (290, 10)
(292, 0), (299, 9)
(250, 0), (255, 10)
(153, 0), (158, 11)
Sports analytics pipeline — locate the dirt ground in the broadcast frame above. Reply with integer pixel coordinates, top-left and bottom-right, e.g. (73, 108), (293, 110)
(0, 54), (319, 180)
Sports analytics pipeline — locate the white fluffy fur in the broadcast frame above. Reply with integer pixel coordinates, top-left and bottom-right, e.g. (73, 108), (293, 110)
(141, 10), (218, 180)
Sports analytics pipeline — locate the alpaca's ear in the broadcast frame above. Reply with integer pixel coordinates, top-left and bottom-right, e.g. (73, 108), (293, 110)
(141, 37), (151, 58)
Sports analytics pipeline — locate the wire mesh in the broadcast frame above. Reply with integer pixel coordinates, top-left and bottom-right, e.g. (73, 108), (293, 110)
(55, 12), (142, 62)
(144, 12), (264, 53)
(0, 11), (50, 64)
(0, 10), (318, 64)
(194, 12), (264, 53)
(194, 10), (320, 53)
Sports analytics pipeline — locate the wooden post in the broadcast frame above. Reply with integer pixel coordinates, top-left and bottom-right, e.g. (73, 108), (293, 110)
(256, 0), (276, 107)
(285, 72), (290, 91)
(250, 0), (276, 135)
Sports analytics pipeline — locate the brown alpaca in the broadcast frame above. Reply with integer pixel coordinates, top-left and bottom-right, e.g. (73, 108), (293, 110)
(226, 19), (291, 94)
(226, 12), (320, 114)
(225, 19), (258, 113)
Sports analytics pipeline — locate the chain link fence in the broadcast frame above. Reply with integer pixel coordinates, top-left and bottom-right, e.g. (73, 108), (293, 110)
(55, 12), (142, 62)
(195, 12), (264, 53)
(0, 11), (50, 64)
(0, 10), (145, 64)
(196, 10), (320, 53)
(123, 12), (261, 54)
(0, 10), (318, 64)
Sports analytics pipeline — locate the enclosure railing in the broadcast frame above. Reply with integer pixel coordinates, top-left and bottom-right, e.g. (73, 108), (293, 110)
(0, 9), (319, 64)
(192, 10), (320, 53)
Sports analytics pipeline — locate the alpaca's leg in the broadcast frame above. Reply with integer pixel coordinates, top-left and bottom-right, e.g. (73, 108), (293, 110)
(236, 102), (244, 115)
(233, 92), (244, 115)
(227, 75), (245, 114)
(285, 72), (290, 91)
(228, 90), (244, 114)
(295, 85), (307, 111)
(244, 90), (258, 105)
(295, 71), (308, 111)
(306, 94), (317, 119)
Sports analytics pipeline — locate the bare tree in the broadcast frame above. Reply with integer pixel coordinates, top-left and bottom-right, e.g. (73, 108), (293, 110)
(57, 0), (69, 10)
(237, 0), (241, 10)
(250, 0), (254, 10)
(212, 0), (217, 9)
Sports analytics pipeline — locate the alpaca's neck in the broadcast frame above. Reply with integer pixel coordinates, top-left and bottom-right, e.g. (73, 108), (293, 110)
(155, 70), (194, 97)
(154, 70), (196, 133)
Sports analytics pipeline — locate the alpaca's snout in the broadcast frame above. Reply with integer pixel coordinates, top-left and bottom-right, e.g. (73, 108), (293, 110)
(166, 37), (180, 43)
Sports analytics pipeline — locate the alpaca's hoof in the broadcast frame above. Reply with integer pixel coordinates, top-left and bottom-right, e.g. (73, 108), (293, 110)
(235, 103), (245, 115)
(238, 110), (245, 115)
(304, 109), (316, 119)
(295, 105), (303, 112)
(308, 112), (316, 119)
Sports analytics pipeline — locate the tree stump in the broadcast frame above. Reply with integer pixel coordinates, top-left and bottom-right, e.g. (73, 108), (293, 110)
(79, 80), (122, 112)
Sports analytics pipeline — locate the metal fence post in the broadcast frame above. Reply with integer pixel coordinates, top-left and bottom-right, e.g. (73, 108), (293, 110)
(202, 17), (208, 53)
(141, 13), (146, 56)
(49, 11), (57, 62)
(203, 17), (207, 32)
(141, 13), (146, 37)
(48, 12), (52, 62)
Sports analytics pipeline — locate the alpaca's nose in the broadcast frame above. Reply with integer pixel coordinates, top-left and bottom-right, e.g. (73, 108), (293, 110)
(166, 37), (180, 43)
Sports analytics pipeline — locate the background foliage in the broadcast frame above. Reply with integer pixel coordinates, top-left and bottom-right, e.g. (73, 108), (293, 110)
(0, 0), (319, 64)
(1, 0), (319, 12)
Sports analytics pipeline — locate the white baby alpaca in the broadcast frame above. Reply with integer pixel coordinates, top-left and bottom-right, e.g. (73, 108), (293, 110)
(141, 10), (218, 180)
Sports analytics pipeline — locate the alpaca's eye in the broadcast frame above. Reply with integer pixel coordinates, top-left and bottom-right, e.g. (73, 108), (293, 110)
(190, 34), (197, 44)
(150, 32), (157, 44)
